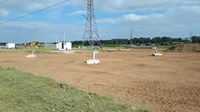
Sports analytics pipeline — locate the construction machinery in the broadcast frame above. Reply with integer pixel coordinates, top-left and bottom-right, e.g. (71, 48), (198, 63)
(29, 41), (42, 48)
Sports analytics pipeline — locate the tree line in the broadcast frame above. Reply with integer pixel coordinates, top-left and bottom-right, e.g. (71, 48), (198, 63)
(72, 36), (200, 46)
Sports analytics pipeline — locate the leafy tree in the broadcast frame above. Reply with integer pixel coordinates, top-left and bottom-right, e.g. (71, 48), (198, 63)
(72, 36), (196, 47)
(191, 36), (200, 43)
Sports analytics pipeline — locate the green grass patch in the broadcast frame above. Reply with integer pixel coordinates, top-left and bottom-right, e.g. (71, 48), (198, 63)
(155, 45), (172, 51)
(0, 68), (147, 112)
(0, 47), (55, 53)
(102, 44), (122, 48)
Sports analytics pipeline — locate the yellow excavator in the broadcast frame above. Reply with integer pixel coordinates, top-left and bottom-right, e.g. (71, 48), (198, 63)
(29, 41), (42, 48)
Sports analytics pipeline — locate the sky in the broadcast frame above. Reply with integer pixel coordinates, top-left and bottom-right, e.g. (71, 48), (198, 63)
(0, 0), (200, 43)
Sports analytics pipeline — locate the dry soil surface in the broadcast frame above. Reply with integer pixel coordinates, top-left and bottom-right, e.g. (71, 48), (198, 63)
(0, 50), (200, 112)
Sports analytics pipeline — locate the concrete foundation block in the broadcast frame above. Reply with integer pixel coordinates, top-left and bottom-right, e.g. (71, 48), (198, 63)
(152, 53), (163, 56)
(26, 54), (36, 58)
(86, 59), (100, 65)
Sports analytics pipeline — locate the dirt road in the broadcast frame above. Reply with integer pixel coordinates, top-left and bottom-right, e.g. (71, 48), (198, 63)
(0, 50), (199, 112)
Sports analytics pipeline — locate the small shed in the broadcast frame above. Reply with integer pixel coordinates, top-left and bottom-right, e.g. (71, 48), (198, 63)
(6, 43), (15, 49)
(56, 41), (72, 51)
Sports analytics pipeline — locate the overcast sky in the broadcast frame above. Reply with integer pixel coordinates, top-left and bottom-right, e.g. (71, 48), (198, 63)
(0, 0), (200, 43)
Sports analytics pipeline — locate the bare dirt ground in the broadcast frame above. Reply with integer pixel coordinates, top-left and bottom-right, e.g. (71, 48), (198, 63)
(0, 49), (200, 112)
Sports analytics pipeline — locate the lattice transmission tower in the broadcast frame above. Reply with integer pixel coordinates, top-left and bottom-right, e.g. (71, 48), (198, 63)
(130, 28), (133, 45)
(82, 0), (101, 48)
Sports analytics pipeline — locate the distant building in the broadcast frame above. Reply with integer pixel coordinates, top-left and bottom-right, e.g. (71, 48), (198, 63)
(56, 41), (72, 51)
(6, 43), (15, 49)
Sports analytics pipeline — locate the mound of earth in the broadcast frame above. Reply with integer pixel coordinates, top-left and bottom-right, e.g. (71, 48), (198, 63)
(169, 44), (200, 52)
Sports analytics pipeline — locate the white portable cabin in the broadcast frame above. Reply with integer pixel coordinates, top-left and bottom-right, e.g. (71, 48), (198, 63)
(56, 41), (72, 51)
(6, 43), (15, 49)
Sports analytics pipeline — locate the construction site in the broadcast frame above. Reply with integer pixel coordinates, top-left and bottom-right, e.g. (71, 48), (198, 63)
(0, 48), (199, 112)
(0, 0), (200, 112)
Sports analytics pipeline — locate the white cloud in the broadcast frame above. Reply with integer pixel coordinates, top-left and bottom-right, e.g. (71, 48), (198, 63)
(0, 22), (84, 43)
(97, 13), (160, 24)
(0, 9), (9, 17)
(121, 14), (147, 21)
(1, 0), (69, 11)
(96, 1), (200, 38)
(97, 18), (116, 24)
(0, 0), (200, 42)
(70, 0), (200, 12)
(46, 8), (64, 19)
(68, 10), (86, 16)
(1, 0), (200, 16)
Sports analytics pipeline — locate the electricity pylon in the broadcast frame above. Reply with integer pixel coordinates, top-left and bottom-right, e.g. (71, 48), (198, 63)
(130, 28), (133, 45)
(82, 0), (101, 48)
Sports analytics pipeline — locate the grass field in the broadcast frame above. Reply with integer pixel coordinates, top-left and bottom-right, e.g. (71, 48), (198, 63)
(155, 45), (172, 51)
(0, 68), (147, 112)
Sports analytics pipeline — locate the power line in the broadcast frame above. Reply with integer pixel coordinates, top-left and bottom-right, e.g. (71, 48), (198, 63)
(0, 0), (8, 5)
(0, 0), (69, 25)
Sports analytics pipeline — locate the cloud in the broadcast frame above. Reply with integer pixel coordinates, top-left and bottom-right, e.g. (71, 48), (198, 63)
(0, 21), (84, 43)
(0, 0), (70, 21)
(97, 13), (160, 24)
(1, 0), (200, 16)
(45, 8), (65, 19)
(68, 10), (86, 16)
(97, 18), (116, 24)
(0, 9), (9, 17)
(0, 0), (200, 42)
(1, 0), (69, 11)
(121, 14), (147, 21)
(70, 0), (200, 12)
(96, 2), (200, 38)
